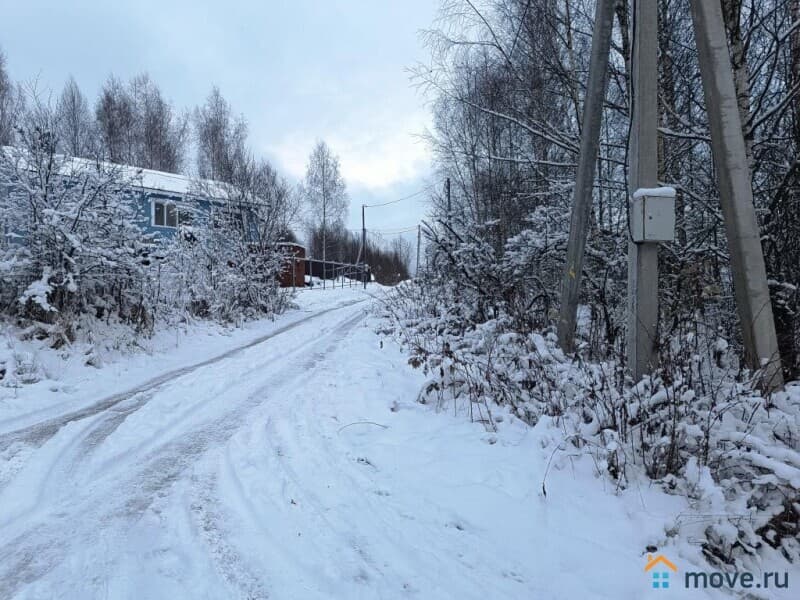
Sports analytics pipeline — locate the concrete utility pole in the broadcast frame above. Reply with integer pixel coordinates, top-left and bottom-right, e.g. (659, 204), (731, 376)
(689, 0), (783, 390)
(626, 0), (660, 381)
(556, 0), (617, 353)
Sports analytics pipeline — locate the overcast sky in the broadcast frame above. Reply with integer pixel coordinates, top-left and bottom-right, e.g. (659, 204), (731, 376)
(0, 0), (436, 242)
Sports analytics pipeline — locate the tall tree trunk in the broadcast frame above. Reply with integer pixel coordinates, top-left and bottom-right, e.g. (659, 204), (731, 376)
(792, 0), (800, 145)
(720, 0), (753, 167)
(615, 0), (631, 96)
(562, 0), (582, 132)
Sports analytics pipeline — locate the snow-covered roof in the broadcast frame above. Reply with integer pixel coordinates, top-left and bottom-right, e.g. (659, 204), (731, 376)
(131, 165), (228, 199)
(1, 146), (229, 199)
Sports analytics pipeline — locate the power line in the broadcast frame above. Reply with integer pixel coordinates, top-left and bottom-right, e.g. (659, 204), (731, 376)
(369, 226), (419, 235)
(347, 226), (418, 234)
(362, 186), (433, 208)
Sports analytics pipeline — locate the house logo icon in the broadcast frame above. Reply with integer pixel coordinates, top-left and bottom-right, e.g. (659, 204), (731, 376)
(645, 554), (678, 589)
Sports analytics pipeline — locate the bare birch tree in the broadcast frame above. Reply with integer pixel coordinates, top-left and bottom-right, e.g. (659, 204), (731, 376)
(301, 141), (349, 284)
(194, 87), (247, 183)
(55, 76), (95, 157)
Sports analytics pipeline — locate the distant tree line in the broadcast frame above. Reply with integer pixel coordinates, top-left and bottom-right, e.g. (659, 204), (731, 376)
(294, 139), (410, 285)
(306, 225), (411, 285)
(0, 52), (254, 182)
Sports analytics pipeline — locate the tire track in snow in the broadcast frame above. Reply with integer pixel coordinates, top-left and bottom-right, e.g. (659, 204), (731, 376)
(189, 472), (271, 600)
(214, 320), (434, 596)
(0, 299), (365, 453)
(0, 300), (366, 493)
(250, 322), (529, 599)
(182, 310), (367, 600)
(261, 393), (437, 593)
(0, 306), (367, 599)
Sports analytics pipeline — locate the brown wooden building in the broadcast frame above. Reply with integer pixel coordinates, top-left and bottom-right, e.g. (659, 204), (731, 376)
(277, 243), (306, 288)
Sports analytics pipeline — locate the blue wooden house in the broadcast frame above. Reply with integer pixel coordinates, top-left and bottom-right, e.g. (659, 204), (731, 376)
(127, 167), (225, 237)
(0, 149), (228, 242)
(2, 152), (369, 287)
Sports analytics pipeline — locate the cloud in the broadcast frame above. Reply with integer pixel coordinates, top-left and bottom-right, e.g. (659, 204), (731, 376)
(266, 108), (431, 191)
(2, 0), (437, 211)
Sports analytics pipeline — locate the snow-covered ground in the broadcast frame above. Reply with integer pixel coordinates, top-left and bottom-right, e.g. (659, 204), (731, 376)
(0, 288), (794, 598)
(0, 289), (365, 434)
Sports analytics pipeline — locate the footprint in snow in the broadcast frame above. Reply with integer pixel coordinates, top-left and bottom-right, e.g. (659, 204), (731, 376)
(503, 570), (525, 583)
(445, 521), (466, 532)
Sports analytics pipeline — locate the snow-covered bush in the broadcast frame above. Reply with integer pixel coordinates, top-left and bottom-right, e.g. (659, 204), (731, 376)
(156, 155), (295, 324)
(0, 91), (293, 346)
(380, 276), (800, 569)
(0, 96), (155, 335)
(158, 218), (291, 324)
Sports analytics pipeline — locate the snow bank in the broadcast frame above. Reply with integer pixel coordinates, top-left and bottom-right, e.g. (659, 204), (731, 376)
(379, 280), (800, 583)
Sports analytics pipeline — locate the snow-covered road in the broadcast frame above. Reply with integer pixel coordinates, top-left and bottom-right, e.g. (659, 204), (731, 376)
(0, 296), (373, 598)
(0, 289), (738, 599)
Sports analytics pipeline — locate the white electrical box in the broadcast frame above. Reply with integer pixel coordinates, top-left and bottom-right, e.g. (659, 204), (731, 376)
(631, 187), (676, 243)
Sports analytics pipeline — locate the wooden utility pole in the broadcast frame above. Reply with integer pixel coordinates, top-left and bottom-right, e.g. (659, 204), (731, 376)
(416, 224), (421, 276)
(556, 0), (617, 353)
(689, 0), (783, 389)
(362, 204), (367, 289)
(322, 199), (327, 290)
(446, 177), (451, 218)
(626, 0), (660, 381)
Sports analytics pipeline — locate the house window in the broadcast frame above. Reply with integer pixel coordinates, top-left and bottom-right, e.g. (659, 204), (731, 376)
(154, 201), (177, 228)
(152, 200), (191, 228)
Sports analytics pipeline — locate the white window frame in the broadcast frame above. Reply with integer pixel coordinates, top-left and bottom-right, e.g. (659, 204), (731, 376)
(152, 199), (189, 228)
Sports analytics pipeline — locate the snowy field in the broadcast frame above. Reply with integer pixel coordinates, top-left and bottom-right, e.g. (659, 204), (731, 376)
(0, 288), (795, 599)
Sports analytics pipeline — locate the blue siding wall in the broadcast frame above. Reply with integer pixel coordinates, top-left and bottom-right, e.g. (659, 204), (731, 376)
(135, 190), (215, 238)
(3, 182), (239, 243)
